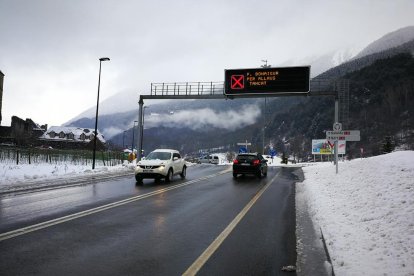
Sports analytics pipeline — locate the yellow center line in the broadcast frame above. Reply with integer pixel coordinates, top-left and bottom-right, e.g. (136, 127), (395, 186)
(183, 170), (281, 276)
(0, 168), (231, 242)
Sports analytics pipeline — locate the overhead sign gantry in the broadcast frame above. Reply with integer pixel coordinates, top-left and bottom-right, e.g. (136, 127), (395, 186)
(138, 67), (350, 174)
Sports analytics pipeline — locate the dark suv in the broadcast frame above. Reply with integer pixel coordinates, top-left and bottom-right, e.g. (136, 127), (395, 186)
(233, 153), (268, 178)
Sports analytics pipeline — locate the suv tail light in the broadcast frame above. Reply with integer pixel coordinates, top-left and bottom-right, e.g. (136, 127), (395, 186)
(233, 159), (239, 164)
(252, 159), (260, 166)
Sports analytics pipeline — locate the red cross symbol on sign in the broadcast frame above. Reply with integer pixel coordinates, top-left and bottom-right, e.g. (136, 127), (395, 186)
(231, 75), (244, 89)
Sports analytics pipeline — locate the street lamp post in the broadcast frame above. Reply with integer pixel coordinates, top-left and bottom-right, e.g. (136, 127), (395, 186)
(131, 120), (138, 153)
(140, 106), (148, 157)
(92, 57), (110, 170)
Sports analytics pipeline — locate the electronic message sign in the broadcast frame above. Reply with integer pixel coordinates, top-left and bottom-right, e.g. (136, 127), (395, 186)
(224, 66), (310, 96)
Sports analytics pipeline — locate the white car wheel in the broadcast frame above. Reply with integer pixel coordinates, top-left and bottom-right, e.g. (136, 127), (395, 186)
(180, 166), (186, 179)
(165, 169), (173, 183)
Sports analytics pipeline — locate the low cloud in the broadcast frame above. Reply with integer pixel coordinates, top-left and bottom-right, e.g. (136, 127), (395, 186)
(145, 105), (261, 131)
(102, 126), (123, 139)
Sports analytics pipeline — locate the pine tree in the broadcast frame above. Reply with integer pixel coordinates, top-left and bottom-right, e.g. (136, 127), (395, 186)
(382, 136), (395, 153)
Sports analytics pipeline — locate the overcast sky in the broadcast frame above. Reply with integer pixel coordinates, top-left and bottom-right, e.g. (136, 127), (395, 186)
(0, 0), (413, 127)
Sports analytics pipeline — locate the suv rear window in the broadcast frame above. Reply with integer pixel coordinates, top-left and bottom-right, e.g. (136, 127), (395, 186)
(237, 155), (257, 162)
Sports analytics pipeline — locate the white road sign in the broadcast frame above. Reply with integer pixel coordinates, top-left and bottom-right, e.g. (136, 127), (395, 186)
(326, 135), (360, 142)
(326, 130), (360, 142)
(326, 130), (360, 136)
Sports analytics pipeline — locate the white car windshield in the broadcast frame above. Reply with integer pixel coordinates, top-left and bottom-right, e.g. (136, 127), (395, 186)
(146, 152), (172, 161)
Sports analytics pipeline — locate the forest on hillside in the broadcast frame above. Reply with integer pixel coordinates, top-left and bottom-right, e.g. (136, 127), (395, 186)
(268, 53), (414, 160)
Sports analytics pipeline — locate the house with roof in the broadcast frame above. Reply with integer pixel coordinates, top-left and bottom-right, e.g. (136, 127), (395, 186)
(38, 126), (106, 150)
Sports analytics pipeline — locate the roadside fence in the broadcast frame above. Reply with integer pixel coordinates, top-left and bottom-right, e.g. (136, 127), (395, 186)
(0, 146), (126, 166)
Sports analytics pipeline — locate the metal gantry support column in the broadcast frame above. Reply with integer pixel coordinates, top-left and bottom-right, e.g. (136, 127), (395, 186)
(137, 96), (144, 161)
(262, 97), (267, 155)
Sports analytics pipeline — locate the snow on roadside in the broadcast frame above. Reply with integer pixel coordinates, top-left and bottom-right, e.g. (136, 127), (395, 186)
(298, 151), (414, 275)
(0, 162), (136, 188)
(0, 160), (198, 191)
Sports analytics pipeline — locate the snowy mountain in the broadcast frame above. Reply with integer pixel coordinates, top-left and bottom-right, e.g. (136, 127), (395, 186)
(354, 26), (414, 59)
(311, 48), (359, 77)
(65, 88), (140, 125)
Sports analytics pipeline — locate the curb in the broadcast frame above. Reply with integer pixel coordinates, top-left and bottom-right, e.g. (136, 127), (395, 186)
(320, 228), (335, 276)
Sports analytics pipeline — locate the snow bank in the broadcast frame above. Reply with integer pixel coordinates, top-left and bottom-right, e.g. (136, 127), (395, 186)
(0, 162), (135, 188)
(298, 151), (414, 275)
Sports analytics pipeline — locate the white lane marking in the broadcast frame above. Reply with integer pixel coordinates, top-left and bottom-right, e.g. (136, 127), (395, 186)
(0, 168), (231, 242)
(183, 171), (281, 276)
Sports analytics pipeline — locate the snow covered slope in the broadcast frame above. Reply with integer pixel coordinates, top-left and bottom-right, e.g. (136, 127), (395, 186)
(298, 151), (414, 275)
(354, 26), (414, 59)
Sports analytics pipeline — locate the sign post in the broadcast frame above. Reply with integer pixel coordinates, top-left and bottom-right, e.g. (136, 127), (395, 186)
(326, 127), (361, 174)
(237, 141), (251, 152)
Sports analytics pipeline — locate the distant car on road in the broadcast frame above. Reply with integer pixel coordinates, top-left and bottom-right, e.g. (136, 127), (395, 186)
(233, 152), (268, 178)
(198, 155), (211, 164)
(209, 155), (219, 164)
(198, 154), (219, 164)
(135, 149), (186, 184)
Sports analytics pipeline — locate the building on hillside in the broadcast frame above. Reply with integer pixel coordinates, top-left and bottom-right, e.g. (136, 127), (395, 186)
(0, 116), (47, 146)
(38, 126), (106, 150)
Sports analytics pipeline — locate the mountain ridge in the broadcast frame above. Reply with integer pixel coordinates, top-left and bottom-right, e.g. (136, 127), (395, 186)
(354, 25), (414, 59)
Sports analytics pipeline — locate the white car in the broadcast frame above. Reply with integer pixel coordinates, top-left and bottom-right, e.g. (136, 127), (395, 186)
(209, 155), (219, 164)
(135, 149), (186, 184)
(198, 154), (219, 164)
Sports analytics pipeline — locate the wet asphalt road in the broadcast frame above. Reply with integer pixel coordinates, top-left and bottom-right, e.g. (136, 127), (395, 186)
(0, 164), (299, 275)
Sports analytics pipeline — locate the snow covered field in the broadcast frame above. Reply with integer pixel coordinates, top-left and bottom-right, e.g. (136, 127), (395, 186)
(0, 151), (413, 275)
(0, 162), (132, 184)
(297, 151), (414, 275)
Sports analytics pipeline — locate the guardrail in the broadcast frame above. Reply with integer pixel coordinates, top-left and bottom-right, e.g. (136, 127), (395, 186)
(151, 82), (225, 97)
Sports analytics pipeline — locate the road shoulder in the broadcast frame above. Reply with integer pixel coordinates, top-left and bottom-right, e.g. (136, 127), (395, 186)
(295, 168), (333, 276)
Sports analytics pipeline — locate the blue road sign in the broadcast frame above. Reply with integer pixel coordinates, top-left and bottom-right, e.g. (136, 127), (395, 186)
(239, 147), (247, 153)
